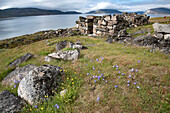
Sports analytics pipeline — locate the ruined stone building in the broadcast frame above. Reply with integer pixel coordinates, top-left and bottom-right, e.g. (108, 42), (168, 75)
(76, 13), (150, 36)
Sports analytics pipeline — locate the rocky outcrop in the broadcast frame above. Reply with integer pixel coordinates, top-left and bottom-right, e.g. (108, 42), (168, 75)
(0, 90), (26, 113)
(48, 50), (80, 61)
(0, 28), (81, 49)
(8, 53), (34, 67)
(18, 65), (63, 105)
(1, 65), (36, 86)
(76, 13), (149, 37)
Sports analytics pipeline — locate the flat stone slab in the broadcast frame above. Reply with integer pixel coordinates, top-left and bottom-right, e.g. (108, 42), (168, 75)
(48, 50), (80, 60)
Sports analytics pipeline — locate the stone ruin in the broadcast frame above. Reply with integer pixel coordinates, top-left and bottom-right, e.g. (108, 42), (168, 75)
(76, 12), (150, 36)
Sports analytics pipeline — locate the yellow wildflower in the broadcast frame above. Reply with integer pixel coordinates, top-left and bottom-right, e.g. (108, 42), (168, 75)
(68, 85), (70, 87)
(41, 107), (43, 110)
(71, 78), (73, 81)
(72, 82), (74, 84)
(30, 109), (32, 111)
(67, 78), (69, 80)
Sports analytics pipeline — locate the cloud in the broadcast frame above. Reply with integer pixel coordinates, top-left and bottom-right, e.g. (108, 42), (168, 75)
(0, 0), (89, 11)
(0, 0), (170, 12)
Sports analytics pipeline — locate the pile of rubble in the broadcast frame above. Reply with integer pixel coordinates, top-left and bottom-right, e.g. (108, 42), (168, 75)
(76, 12), (150, 36)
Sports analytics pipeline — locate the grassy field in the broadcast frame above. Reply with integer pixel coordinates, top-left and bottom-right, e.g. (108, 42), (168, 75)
(149, 16), (170, 24)
(0, 19), (170, 112)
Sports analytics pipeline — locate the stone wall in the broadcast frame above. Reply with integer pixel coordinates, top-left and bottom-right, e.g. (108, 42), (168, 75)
(76, 12), (150, 36)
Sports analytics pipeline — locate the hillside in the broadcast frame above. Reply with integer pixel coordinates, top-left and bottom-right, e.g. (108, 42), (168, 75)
(0, 8), (82, 18)
(145, 7), (170, 15)
(86, 9), (122, 14)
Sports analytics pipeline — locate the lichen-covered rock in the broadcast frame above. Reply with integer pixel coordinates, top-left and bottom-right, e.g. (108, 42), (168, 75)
(0, 90), (26, 113)
(1, 65), (36, 86)
(48, 50), (80, 60)
(18, 65), (63, 105)
(8, 53), (34, 67)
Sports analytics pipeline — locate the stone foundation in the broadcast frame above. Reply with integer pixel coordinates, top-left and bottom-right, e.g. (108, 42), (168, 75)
(76, 12), (150, 36)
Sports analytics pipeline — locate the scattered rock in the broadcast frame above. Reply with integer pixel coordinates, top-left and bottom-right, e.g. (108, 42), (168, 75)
(105, 38), (113, 44)
(0, 90), (26, 113)
(154, 32), (164, 39)
(1, 65), (36, 86)
(44, 56), (52, 62)
(55, 41), (68, 51)
(73, 45), (83, 49)
(18, 65), (63, 105)
(69, 42), (75, 48)
(118, 29), (128, 37)
(48, 50), (80, 61)
(8, 53), (34, 67)
(133, 35), (145, 43)
(164, 34), (170, 40)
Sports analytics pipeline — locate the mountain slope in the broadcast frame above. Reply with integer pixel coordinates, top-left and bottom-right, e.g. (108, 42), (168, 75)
(0, 8), (81, 18)
(145, 7), (170, 15)
(86, 9), (122, 14)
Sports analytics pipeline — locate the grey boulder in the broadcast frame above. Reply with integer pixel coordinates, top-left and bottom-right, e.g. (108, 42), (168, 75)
(18, 65), (63, 105)
(1, 65), (36, 86)
(153, 23), (170, 33)
(48, 50), (80, 61)
(8, 53), (34, 67)
(55, 41), (68, 51)
(0, 90), (26, 113)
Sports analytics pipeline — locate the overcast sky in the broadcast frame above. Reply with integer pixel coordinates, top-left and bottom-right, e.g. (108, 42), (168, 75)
(0, 0), (170, 12)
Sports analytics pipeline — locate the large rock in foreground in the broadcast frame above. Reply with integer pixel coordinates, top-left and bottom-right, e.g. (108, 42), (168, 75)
(8, 53), (34, 67)
(48, 50), (80, 60)
(153, 23), (170, 33)
(1, 65), (36, 86)
(0, 90), (26, 113)
(18, 65), (63, 105)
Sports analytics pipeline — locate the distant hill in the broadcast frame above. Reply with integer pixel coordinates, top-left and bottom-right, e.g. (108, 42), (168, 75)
(0, 8), (82, 18)
(128, 11), (144, 14)
(145, 8), (170, 15)
(86, 9), (122, 14)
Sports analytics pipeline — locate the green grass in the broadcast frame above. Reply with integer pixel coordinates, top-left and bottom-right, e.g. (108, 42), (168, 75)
(0, 22), (170, 112)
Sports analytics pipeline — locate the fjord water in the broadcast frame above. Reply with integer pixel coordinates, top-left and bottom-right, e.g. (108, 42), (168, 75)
(0, 14), (169, 40)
